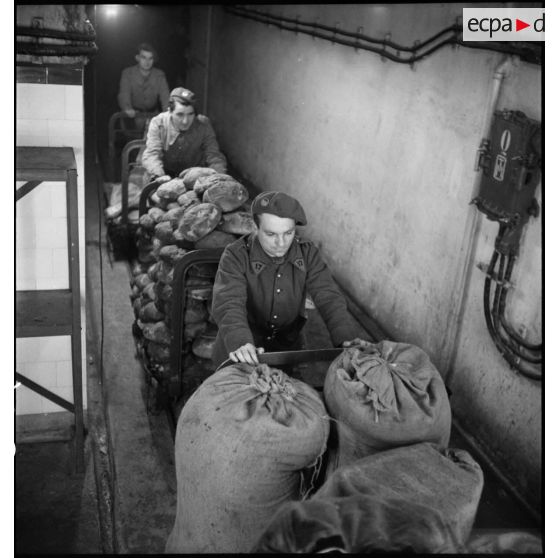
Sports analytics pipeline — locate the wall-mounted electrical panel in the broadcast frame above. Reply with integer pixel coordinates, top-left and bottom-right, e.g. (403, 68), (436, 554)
(472, 109), (541, 246)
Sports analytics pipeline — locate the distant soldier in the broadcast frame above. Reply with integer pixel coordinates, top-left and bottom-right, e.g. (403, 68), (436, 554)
(118, 42), (170, 133)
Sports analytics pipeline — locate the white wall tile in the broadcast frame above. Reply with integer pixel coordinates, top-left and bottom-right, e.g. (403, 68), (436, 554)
(47, 119), (83, 138)
(17, 83), (66, 121)
(51, 247), (70, 279)
(16, 135), (50, 147)
(16, 276), (37, 290)
(36, 276), (68, 290)
(16, 181), (53, 217)
(35, 217), (68, 249)
(50, 186), (67, 218)
(35, 336), (72, 362)
(16, 338), (40, 364)
(64, 86), (83, 120)
(24, 361), (57, 387)
(15, 386), (44, 415)
(17, 119), (49, 138)
(16, 217), (37, 249)
(56, 360), (73, 388)
(15, 360), (27, 376)
(17, 248), (52, 281)
(33, 248), (54, 279)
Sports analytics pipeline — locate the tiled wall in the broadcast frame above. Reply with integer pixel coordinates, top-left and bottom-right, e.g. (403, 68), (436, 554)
(16, 71), (86, 415)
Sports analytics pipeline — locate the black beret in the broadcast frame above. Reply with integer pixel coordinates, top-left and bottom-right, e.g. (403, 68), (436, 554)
(251, 191), (307, 226)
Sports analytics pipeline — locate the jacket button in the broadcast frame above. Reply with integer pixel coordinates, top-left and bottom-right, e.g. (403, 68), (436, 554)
(276, 288), (281, 293)
(277, 273), (281, 278)
(273, 315), (278, 319)
(266, 336), (271, 341)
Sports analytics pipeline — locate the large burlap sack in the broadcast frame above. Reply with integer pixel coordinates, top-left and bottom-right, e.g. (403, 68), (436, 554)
(216, 210), (256, 235)
(177, 202), (221, 242)
(466, 529), (542, 554)
(202, 179), (249, 212)
(180, 166), (217, 189)
(324, 340), (451, 469)
(254, 443), (483, 553)
(165, 363), (330, 554)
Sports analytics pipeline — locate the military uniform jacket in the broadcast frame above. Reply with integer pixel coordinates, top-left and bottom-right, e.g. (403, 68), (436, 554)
(211, 233), (357, 362)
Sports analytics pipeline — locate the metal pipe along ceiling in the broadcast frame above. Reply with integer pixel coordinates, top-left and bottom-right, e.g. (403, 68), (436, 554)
(225, 6), (542, 66)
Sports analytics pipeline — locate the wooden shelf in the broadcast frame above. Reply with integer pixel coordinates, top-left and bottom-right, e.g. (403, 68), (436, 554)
(16, 146), (76, 181)
(16, 146), (84, 472)
(16, 290), (73, 337)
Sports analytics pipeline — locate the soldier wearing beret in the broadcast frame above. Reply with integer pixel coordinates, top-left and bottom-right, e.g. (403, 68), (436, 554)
(142, 87), (227, 184)
(211, 191), (364, 368)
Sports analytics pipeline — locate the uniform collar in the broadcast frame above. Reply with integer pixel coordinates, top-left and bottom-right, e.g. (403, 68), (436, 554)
(248, 234), (306, 275)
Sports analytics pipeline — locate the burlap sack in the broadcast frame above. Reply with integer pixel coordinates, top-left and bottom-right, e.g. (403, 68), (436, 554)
(254, 443), (484, 553)
(166, 364), (329, 554)
(324, 340), (451, 470)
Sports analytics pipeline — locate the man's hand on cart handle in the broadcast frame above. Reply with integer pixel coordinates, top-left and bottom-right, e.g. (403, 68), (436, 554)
(229, 343), (265, 366)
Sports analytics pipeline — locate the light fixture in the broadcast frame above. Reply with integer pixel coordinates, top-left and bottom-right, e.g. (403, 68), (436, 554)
(105, 5), (119, 18)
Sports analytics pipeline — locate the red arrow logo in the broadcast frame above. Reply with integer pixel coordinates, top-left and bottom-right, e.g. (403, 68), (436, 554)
(516, 18), (530, 31)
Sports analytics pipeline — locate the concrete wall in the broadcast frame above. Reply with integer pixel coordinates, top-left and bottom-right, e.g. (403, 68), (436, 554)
(202, 4), (542, 510)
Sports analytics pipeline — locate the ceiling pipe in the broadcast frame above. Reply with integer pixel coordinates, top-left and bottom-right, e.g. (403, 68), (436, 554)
(16, 25), (96, 42)
(441, 56), (516, 388)
(16, 43), (98, 56)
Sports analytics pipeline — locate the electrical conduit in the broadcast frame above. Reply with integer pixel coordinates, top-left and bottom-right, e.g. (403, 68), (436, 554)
(441, 56), (515, 387)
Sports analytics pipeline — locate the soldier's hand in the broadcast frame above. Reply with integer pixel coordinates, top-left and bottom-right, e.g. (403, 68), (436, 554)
(229, 343), (265, 366)
(124, 108), (136, 118)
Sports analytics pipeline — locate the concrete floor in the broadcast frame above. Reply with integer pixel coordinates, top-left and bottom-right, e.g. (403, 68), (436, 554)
(15, 158), (541, 554)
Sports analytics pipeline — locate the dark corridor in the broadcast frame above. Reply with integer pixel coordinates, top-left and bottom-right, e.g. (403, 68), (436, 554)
(92, 4), (192, 166)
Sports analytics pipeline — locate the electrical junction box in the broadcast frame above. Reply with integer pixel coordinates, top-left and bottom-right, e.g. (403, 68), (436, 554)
(472, 109), (541, 229)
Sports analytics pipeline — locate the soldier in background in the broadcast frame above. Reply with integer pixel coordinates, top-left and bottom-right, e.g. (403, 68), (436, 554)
(117, 42), (170, 134)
